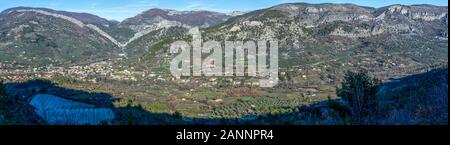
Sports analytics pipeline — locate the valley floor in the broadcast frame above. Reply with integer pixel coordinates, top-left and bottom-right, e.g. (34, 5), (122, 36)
(1, 67), (447, 125)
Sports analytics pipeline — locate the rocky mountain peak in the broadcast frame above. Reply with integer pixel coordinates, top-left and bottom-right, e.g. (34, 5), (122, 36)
(120, 8), (230, 29)
(2, 7), (111, 26)
(227, 11), (246, 17)
(375, 4), (448, 21)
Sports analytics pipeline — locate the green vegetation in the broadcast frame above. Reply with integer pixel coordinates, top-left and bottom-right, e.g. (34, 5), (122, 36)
(326, 98), (352, 123)
(192, 88), (224, 101)
(143, 39), (174, 60)
(97, 24), (135, 43)
(258, 10), (287, 20)
(146, 102), (170, 113)
(317, 21), (353, 35)
(375, 67), (448, 124)
(125, 27), (188, 58)
(0, 80), (44, 124)
(211, 96), (302, 118)
(337, 71), (381, 122)
(238, 96), (255, 102)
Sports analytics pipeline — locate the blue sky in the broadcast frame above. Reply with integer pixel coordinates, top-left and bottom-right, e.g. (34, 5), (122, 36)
(0, 0), (447, 21)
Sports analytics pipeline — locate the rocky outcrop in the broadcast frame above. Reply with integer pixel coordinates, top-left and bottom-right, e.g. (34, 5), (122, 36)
(123, 16), (191, 46)
(15, 9), (122, 47)
(120, 8), (230, 29)
(118, 8), (231, 46)
(236, 3), (448, 38)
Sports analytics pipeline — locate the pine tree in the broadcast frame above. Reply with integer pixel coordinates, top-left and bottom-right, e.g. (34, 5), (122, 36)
(337, 71), (381, 123)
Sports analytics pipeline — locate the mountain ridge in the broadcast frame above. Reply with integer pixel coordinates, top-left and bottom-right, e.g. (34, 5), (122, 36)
(0, 3), (448, 68)
(0, 2), (448, 125)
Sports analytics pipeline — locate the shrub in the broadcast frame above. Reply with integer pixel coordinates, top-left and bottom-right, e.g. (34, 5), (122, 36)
(0, 80), (6, 96)
(147, 102), (170, 113)
(260, 10), (286, 19)
(327, 97), (352, 119)
(337, 71), (381, 122)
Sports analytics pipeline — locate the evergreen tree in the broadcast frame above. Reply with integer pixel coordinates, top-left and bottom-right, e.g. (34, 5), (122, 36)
(337, 71), (381, 122)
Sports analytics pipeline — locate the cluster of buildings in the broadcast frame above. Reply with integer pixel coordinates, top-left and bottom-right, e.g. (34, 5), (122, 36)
(0, 61), (115, 82)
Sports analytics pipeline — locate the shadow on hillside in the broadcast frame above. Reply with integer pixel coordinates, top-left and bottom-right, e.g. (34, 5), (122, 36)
(5, 79), (117, 107)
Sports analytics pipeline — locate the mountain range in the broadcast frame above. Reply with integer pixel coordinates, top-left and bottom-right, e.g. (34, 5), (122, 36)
(0, 7), (233, 67)
(0, 2), (448, 125)
(0, 3), (447, 72)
